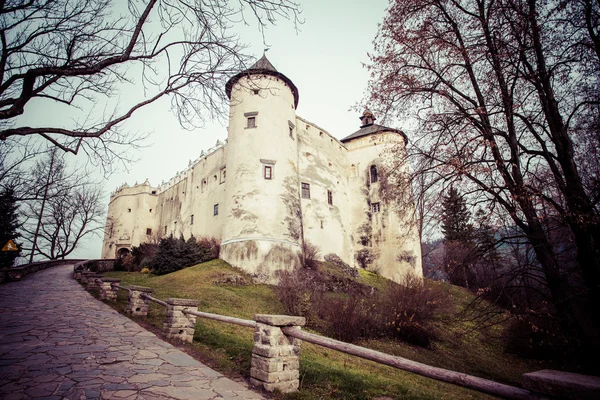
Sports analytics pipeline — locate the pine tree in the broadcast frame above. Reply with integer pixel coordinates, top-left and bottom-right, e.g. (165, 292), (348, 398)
(441, 187), (473, 241)
(0, 188), (21, 268)
(441, 187), (475, 288)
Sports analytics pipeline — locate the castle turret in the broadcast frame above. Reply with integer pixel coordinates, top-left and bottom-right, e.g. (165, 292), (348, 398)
(220, 55), (303, 281)
(102, 180), (159, 259)
(341, 110), (422, 282)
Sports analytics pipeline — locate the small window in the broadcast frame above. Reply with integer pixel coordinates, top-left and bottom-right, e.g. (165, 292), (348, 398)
(109, 244), (112, 249)
(289, 127), (293, 138)
(327, 190), (333, 205)
(213, 175), (217, 181)
(149, 209), (152, 212)
(151, 190), (157, 194)
(247, 116), (256, 128)
(164, 225), (167, 234)
(306, 124), (310, 129)
(319, 131), (323, 137)
(191, 214), (194, 225)
(253, 89), (259, 95)
(370, 165), (378, 183)
(301, 183), (310, 199)
(372, 202), (381, 213)
(220, 167), (226, 184)
(146, 228), (152, 235)
(214, 204), (219, 216)
(264, 165), (273, 180)
(128, 208), (131, 213)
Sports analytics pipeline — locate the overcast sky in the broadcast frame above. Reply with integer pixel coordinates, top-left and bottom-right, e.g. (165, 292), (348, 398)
(70, 0), (393, 258)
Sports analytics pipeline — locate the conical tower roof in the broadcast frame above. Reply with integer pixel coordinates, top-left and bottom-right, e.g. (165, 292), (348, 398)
(225, 54), (299, 108)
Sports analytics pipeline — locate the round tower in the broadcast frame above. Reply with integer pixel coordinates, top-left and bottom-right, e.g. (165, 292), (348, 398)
(342, 110), (422, 282)
(220, 55), (302, 281)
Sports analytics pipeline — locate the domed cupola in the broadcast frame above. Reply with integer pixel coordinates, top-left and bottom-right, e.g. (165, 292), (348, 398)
(225, 54), (300, 109)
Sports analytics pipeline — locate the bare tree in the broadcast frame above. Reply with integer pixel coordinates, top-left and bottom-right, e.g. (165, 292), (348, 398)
(365, 0), (600, 361)
(19, 148), (104, 260)
(0, 0), (300, 172)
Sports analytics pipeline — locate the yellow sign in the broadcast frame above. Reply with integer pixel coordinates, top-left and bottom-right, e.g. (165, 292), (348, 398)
(1, 240), (18, 252)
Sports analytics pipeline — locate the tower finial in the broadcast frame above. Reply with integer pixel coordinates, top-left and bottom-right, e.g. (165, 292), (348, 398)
(359, 109), (376, 127)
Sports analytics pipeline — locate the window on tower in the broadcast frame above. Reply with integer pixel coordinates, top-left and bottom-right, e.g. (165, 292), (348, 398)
(146, 228), (152, 235)
(327, 190), (333, 205)
(370, 165), (378, 183)
(264, 165), (273, 180)
(244, 111), (258, 129)
(301, 183), (311, 199)
(372, 202), (381, 213)
(214, 204), (219, 216)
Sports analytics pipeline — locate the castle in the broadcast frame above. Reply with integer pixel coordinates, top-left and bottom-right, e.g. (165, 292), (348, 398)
(101, 55), (422, 283)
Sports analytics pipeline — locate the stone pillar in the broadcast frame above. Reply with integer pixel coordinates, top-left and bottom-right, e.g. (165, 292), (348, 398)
(86, 274), (103, 291)
(163, 298), (200, 343)
(126, 286), (153, 317)
(250, 314), (306, 393)
(99, 278), (120, 301)
(81, 271), (95, 284)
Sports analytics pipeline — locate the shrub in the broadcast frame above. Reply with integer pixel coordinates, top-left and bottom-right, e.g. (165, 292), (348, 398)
(197, 236), (220, 260)
(504, 316), (571, 361)
(356, 248), (375, 269)
(302, 241), (321, 269)
(140, 267), (151, 274)
(276, 269), (318, 318)
(380, 274), (446, 347)
(150, 235), (205, 275)
(131, 243), (159, 267)
(320, 295), (379, 342)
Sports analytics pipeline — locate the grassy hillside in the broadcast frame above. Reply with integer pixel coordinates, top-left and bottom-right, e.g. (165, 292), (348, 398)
(104, 260), (550, 400)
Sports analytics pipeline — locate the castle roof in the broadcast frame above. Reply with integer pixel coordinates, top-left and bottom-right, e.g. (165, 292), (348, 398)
(340, 110), (408, 143)
(225, 54), (299, 108)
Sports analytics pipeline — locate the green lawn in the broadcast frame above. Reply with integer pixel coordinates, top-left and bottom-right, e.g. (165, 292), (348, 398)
(103, 260), (548, 399)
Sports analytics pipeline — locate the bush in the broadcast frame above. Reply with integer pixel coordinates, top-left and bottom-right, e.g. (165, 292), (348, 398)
(302, 241), (321, 269)
(320, 295), (379, 342)
(197, 236), (220, 260)
(356, 248), (375, 269)
(140, 267), (151, 274)
(380, 274), (446, 347)
(276, 269), (318, 318)
(150, 235), (213, 275)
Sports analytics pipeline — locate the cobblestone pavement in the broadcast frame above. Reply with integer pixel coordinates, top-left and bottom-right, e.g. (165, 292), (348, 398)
(0, 264), (265, 400)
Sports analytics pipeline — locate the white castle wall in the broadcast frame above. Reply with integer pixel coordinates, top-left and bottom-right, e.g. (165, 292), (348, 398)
(102, 58), (422, 283)
(346, 132), (422, 280)
(220, 74), (302, 280)
(296, 117), (354, 266)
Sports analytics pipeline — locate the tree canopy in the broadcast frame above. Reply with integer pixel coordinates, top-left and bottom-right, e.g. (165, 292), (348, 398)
(0, 0), (300, 171)
(366, 0), (600, 365)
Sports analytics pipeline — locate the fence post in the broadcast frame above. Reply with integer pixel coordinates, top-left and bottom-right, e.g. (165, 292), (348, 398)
(81, 271), (96, 284)
(126, 286), (153, 317)
(250, 314), (306, 393)
(163, 298), (200, 343)
(99, 278), (120, 301)
(86, 274), (103, 291)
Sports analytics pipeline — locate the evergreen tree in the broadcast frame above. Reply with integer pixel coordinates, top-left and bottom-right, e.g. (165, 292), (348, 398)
(0, 188), (21, 268)
(441, 187), (476, 288)
(441, 187), (472, 241)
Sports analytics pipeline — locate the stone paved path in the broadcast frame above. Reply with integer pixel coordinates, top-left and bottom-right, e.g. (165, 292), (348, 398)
(0, 264), (265, 400)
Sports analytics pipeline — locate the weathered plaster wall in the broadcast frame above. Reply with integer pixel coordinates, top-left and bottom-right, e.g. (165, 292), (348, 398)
(346, 132), (423, 281)
(220, 74), (302, 280)
(296, 117), (354, 266)
(102, 183), (159, 258)
(157, 146), (227, 240)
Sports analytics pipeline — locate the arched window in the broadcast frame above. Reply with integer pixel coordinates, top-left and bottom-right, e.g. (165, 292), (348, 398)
(370, 165), (378, 183)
